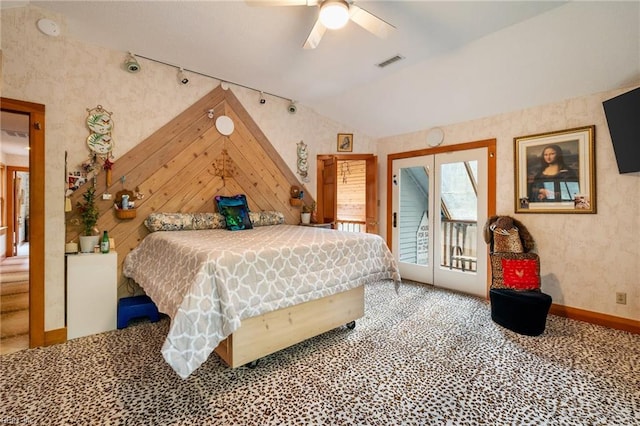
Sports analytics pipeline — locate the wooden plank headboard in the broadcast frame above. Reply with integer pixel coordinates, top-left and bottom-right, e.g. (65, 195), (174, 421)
(65, 86), (313, 297)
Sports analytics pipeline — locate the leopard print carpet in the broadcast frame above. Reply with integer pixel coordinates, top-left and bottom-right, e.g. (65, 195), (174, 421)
(1, 280), (638, 425)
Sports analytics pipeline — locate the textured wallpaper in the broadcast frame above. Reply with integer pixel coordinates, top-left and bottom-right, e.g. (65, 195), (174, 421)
(1, 5), (371, 330)
(378, 86), (640, 321)
(2, 5), (637, 329)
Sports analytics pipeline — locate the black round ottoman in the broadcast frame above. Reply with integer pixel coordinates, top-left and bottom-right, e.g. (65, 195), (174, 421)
(489, 288), (552, 336)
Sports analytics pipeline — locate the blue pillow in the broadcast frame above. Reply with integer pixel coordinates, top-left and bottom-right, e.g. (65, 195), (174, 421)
(214, 194), (249, 211)
(215, 195), (253, 231)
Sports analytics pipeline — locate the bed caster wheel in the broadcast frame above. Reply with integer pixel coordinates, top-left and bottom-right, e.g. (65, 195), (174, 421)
(346, 321), (356, 330)
(246, 359), (260, 369)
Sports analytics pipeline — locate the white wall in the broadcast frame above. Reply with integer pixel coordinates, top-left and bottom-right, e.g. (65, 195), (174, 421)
(1, 5), (372, 330)
(377, 86), (640, 321)
(232, 86), (375, 195)
(2, 153), (28, 167)
(2, 4), (637, 331)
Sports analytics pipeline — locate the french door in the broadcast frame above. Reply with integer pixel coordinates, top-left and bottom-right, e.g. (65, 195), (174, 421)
(391, 147), (489, 297)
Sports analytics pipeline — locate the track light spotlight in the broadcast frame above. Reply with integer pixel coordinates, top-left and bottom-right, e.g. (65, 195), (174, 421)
(259, 91), (266, 105)
(124, 52), (141, 73)
(178, 67), (189, 85)
(207, 109), (215, 119)
(288, 101), (297, 114)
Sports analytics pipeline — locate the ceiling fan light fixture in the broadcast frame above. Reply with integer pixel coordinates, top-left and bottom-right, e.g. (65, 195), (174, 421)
(319, 0), (349, 30)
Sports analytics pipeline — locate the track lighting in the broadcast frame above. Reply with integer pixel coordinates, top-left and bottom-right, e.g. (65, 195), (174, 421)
(178, 67), (189, 85)
(124, 52), (141, 73)
(207, 109), (215, 119)
(124, 54), (294, 107)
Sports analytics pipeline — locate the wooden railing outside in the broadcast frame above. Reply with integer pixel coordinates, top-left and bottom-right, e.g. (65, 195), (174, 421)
(441, 219), (478, 272)
(336, 218), (477, 272)
(335, 220), (366, 233)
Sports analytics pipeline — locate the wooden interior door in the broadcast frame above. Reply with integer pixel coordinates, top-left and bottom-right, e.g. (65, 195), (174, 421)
(318, 156), (337, 225)
(5, 166), (28, 257)
(365, 156), (378, 234)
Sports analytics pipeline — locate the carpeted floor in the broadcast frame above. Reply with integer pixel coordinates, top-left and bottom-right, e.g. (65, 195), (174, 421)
(1, 280), (638, 425)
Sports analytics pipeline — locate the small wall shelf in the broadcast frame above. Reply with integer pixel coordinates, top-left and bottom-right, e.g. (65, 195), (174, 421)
(115, 208), (136, 220)
(114, 188), (136, 219)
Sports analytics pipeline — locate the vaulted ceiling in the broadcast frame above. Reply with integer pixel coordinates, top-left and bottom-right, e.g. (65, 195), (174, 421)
(5, 1), (640, 139)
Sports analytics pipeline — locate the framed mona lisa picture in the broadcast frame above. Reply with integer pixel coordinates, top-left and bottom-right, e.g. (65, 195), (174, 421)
(514, 125), (596, 214)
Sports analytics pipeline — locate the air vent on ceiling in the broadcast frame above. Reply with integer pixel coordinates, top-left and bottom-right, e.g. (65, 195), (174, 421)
(376, 55), (404, 68)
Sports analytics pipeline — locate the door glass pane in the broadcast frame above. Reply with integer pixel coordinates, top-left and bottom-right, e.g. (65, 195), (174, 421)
(398, 166), (429, 266)
(439, 161), (478, 273)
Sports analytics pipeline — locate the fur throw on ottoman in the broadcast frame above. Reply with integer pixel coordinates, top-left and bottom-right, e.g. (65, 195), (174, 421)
(483, 215), (535, 253)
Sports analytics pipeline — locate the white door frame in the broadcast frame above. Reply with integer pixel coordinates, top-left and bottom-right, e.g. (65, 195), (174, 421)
(387, 139), (497, 298)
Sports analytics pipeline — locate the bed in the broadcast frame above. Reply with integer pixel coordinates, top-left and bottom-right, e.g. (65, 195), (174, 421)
(123, 214), (400, 379)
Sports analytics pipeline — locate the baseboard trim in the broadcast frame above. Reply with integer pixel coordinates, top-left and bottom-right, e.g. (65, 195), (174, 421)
(549, 304), (640, 334)
(43, 327), (67, 346)
(39, 310), (639, 344)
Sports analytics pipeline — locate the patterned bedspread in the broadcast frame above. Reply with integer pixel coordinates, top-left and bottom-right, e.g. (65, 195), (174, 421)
(123, 224), (400, 378)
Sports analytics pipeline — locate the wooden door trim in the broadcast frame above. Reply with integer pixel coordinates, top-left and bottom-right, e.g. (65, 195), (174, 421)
(317, 153), (377, 229)
(365, 156), (378, 234)
(1, 97), (45, 348)
(318, 154), (376, 162)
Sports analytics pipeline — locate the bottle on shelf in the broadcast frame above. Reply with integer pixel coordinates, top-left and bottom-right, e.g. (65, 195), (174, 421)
(121, 194), (130, 210)
(101, 230), (110, 253)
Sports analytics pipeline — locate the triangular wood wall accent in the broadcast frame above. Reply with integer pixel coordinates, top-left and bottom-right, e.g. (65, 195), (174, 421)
(66, 86), (313, 297)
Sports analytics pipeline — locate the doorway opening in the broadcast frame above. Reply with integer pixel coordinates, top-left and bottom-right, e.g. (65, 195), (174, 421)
(1, 98), (46, 353)
(336, 159), (366, 232)
(316, 154), (378, 234)
(1, 115), (30, 354)
(7, 167), (30, 257)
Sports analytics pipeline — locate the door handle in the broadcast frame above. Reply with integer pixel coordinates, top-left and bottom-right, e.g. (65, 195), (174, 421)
(393, 212), (397, 228)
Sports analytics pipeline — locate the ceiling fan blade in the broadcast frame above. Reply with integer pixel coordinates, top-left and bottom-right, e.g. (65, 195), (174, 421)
(245, 0), (318, 6)
(349, 4), (395, 39)
(303, 19), (327, 49)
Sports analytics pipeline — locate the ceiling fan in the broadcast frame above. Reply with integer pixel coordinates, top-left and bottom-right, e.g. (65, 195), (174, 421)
(251, 0), (395, 49)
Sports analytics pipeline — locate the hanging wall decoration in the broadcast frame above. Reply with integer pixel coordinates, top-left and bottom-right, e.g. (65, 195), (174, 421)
(297, 140), (309, 182)
(213, 149), (236, 183)
(337, 133), (353, 152)
(84, 105), (115, 191)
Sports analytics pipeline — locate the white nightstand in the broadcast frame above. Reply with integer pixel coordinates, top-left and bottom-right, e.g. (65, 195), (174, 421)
(66, 252), (117, 339)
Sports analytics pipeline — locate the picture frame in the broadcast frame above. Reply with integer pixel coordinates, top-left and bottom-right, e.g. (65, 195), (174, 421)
(337, 133), (353, 152)
(514, 125), (596, 214)
(67, 172), (87, 192)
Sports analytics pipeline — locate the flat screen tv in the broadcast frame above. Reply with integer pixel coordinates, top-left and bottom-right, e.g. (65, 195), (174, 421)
(602, 87), (640, 174)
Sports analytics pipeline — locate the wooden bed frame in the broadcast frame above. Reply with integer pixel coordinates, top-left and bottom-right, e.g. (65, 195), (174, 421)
(214, 285), (364, 368)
